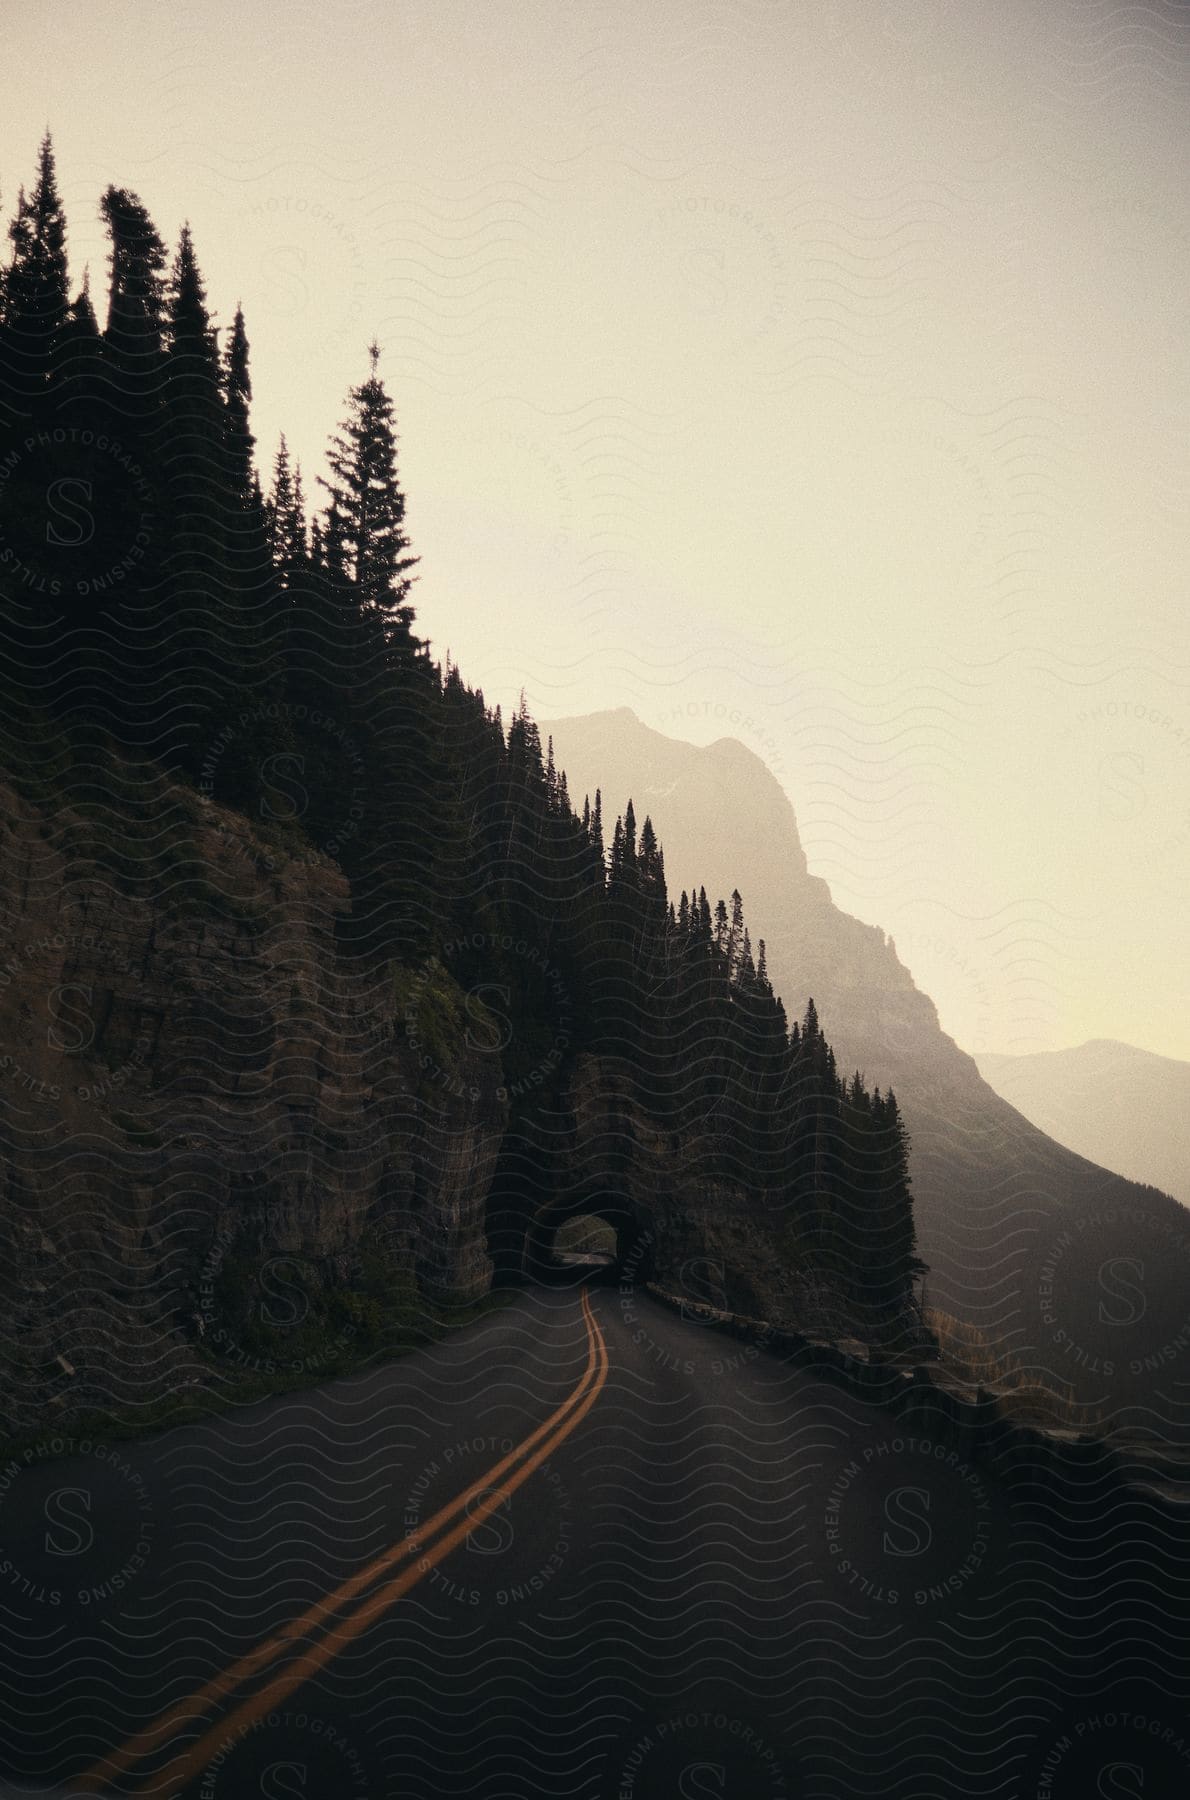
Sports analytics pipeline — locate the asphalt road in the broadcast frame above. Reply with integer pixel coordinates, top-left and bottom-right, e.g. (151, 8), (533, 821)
(0, 1276), (1186, 1800)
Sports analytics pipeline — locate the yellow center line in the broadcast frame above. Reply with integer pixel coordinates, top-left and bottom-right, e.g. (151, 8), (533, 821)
(142, 1292), (609, 1798)
(76, 1288), (606, 1797)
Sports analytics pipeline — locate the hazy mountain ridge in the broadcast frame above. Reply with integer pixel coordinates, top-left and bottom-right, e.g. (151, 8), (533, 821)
(976, 1040), (1190, 1209)
(545, 708), (1190, 1430)
(544, 710), (969, 1077)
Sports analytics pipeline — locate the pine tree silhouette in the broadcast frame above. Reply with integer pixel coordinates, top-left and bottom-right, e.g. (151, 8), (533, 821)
(319, 340), (419, 635)
(1, 133), (69, 408)
(0, 143), (927, 1342)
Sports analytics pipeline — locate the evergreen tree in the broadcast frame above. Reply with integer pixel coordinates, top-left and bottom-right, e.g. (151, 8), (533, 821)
(589, 789), (605, 881)
(727, 889), (745, 979)
(53, 270), (105, 427)
(59, 269), (100, 358)
(161, 225), (279, 789)
(99, 185), (167, 409)
(223, 303), (255, 504)
(609, 816), (624, 881)
(638, 815), (663, 898)
(714, 896), (729, 954)
(319, 340), (418, 632)
(165, 224), (221, 428)
(1, 134), (69, 406)
(162, 223), (225, 669)
(622, 798), (638, 875)
(0, 141), (929, 1346)
(288, 465), (308, 564)
(266, 436), (293, 563)
(266, 437), (311, 579)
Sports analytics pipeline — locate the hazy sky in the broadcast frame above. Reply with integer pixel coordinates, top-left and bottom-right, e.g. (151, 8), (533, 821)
(4, 0), (1189, 1059)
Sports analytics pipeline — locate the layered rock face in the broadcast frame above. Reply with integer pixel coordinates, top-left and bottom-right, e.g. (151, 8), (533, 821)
(0, 778), (507, 1438)
(545, 710), (1190, 1431)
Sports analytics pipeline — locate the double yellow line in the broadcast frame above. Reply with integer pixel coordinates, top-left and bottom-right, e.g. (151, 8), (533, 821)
(76, 1287), (609, 1798)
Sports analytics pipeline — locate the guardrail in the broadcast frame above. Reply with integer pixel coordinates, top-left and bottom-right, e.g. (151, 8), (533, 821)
(644, 1284), (1189, 1507)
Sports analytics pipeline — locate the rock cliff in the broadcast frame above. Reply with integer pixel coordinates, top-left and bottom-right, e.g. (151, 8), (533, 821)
(505, 1052), (877, 1342)
(0, 774), (507, 1440)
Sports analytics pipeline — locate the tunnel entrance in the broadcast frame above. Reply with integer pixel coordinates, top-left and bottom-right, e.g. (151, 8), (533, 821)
(555, 1214), (617, 1261)
(525, 1192), (644, 1286)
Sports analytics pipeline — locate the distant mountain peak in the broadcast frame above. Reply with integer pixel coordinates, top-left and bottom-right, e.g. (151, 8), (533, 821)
(983, 1037), (1184, 1068)
(542, 707), (811, 884)
(976, 1039), (1188, 1205)
(544, 707), (1190, 1399)
(544, 707), (774, 771)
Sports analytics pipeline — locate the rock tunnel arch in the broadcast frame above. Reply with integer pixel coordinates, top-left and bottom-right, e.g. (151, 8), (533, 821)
(523, 1188), (647, 1284)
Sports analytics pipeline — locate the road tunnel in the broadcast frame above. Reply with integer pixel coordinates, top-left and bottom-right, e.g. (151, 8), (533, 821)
(524, 1190), (645, 1285)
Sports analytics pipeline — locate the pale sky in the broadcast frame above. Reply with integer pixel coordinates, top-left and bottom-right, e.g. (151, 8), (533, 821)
(4, 0), (1189, 1059)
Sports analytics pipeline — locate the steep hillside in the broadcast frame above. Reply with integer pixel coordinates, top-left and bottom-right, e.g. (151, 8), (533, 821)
(0, 765), (922, 1443)
(0, 771), (512, 1440)
(545, 709), (1190, 1436)
(0, 148), (930, 1447)
(977, 1041), (1190, 1208)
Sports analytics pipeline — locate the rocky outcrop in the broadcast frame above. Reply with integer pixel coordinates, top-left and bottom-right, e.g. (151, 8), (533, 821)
(0, 775), (507, 1440)
(508, 1053), (923, 1351)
